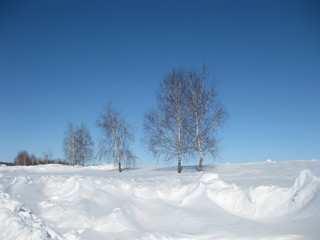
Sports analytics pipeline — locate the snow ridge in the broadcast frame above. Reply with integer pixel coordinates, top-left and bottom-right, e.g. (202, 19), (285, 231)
(204, 169), (320, 219)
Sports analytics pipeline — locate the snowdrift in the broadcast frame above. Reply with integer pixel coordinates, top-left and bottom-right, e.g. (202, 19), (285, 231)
(203, 169), (320, 219)
(0, 192), (63, 240)
(0, 160), (319, 240)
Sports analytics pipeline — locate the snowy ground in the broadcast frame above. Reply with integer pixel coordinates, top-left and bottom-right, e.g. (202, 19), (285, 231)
(0, 160), (319, 240)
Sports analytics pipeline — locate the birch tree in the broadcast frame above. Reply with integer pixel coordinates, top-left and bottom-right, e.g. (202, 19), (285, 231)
(63, 123), (77, 165)
(97, 103), (136, 172)
(186, 66), (228, 171)
(63, 123), (94, 166)
(76, 123), (95, 166)
(144, 68), (188, 173)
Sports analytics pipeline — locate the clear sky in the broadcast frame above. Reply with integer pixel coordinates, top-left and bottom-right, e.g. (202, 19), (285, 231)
(1, 0), (319, 166)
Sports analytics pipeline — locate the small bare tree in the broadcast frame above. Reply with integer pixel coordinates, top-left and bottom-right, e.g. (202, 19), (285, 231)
(63, 123), (77, 165)
(63, 123), (94, 166)
(76, 123), (95, 166)
(29, 154), (37, 165)
(144, 68), (188, 173)
(14, 150), (30, 165)
(97, 103), (136, 172)
(186, 66), (228, 171)
(43, 149), (53, 164)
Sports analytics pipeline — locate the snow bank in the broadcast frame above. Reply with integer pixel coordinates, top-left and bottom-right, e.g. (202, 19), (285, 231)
(205, 169), (320, 219)
(85, 164), (116, 170)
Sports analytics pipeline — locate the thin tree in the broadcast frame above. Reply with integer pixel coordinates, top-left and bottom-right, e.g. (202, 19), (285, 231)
(144, 68), (188, 173)
(63, 123), (94, 166)
(97, 103), (136, 172)
(76, 123), (95, 166)
(43, 149), (53, 164)
(186, 66), (228, 171)
(63, 123), (77, 165)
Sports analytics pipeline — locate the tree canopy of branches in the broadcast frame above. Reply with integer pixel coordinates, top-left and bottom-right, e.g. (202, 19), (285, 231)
(14, 150), (32, 166)
(63, 123), (94, 166)
(185, 66), (228, 171)
(144, 66), (228, 172)
(97, 103), (136, 172)
(144, 68), (188, 173)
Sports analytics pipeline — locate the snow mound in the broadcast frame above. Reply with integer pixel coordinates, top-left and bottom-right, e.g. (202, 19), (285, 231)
(0, 192), (62, 240)
(85, 164), (116, 170)
(206, 169), (320, 219)
(265, 159), (275, 163)
(200, 173), (219, 183)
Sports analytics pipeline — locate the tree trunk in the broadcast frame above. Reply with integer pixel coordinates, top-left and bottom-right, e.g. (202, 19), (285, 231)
(198, 138), (204, 171)
(118, 161), (122, 172)
(177, 110), (182, 173)
(115, 136), (121, 172)
(178, 154), (182, 173)
(199, 154), (204, 171)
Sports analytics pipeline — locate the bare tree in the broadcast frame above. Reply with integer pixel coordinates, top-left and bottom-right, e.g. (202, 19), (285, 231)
(76, 123), (95, 166)
(144, 68), (188, 173)
(29, 154), (37, 165)
(14, 150), (30, 165)
(97, 103), (136, 172)
(63, 123), (94, 166)
(186, 66), (228, 171)
(63, 123), (77, 165)
(144, 66), (228, 172)
(43, 149), (53, 164)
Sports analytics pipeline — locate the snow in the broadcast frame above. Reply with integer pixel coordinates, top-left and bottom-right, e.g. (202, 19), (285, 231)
(0, 160), (319, 240)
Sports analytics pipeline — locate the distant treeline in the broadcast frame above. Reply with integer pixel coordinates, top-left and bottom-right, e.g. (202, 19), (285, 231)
(0, 161), (14, 166)
(11, 150), (70, 166)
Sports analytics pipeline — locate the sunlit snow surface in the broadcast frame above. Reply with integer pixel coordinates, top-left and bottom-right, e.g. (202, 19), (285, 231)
(0, 160), (319, 240)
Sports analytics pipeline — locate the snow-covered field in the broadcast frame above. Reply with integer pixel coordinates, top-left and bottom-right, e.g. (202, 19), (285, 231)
(0, 160), (319, 240)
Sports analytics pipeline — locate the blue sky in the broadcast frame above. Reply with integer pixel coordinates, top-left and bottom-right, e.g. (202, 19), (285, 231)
(1, 0), (319, 165)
